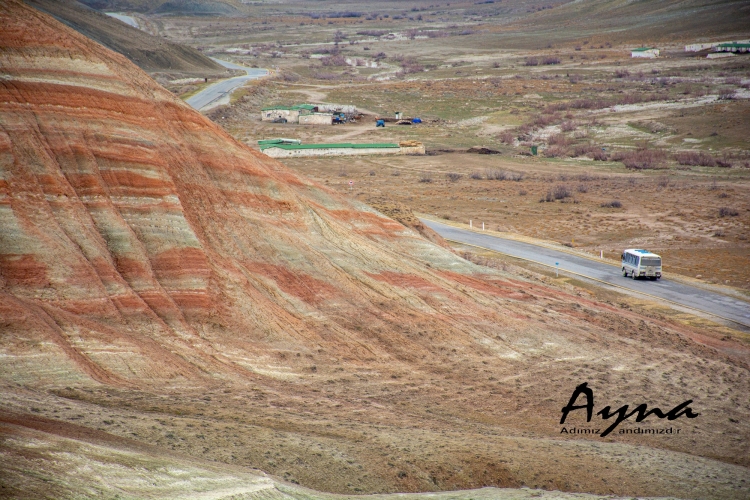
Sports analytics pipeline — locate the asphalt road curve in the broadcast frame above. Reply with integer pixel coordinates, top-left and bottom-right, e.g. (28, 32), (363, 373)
(421, 218), (750, 328)
(186, 58), (268, 111)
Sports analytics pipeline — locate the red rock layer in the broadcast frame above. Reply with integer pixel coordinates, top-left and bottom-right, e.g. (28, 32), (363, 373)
(0, 0), (547, 387)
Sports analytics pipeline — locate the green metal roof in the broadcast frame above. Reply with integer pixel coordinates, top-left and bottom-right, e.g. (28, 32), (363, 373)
(717, 43), (750, 48)
(260, 142), (399, 151)
(261, 104), (316, 111)
(631, 47), (656, 51)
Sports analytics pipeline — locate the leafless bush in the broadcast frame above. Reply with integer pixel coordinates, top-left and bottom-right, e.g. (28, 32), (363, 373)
(498, 131), (515, 145)
(716, 158), (733, 168)
(525, 57), (539, 66)
(418, 172), (433, 183)
(391, 170), (401, 176)
(552, 184), (572, 199)
(560, 120), (577, 132)
(674, 151), (716, 167)
(279, 72), (300, 82)
(571, 144), (598, 157)
(591, 150), (609, 161)
(446, 172), (462, 182)
(719, 207), (739, 217)
(569, 74), (583, 83)
(656, 176), (670, 188)
(369, 170), (376, 176)
(338, 167), (347, 177)
(399, 57), (424, 74)
(509, 171), (524, 182)
(725, 76), (742, 85)
(470, 171), (483, 180)
(718, 88), (736, 100)
(601, 200), (622, 208)
(577, 184), (588, 193)
(718, 192), (729, 198)
(544, 145), (570, 158)
(485, 169), (507, 180)
(615, 69), (630, 78)
(312, 71), (341, 80)
(321, 55), (348, 66)
(357, 30), (389, 37)
(519, 189), (528, 196)
(542, 56), (561, 65)
(547, 133), (568, 147)
(613, 147), (667, 170)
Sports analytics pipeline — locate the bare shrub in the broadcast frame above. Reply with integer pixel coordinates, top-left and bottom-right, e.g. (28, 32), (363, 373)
(321, 55), (348, 66)
(716, 158), (733, 168)
(591, 150), (609, 161)
(577, 184), (588, 193)
(718, 88), (736, 100)
(338, 168), (347, 177)
(485, 169), (507, 180)
(542, 56), (561, 65)
(369, 170), (376, 176)
(525, 57), (539, 66)
(446, 172), (462, 182)
(547, 133), (570, 146)
(519, 189), (528, 196)
(572, 144), (598, 157)
(601, 200), (622, 208)
(498, 130), (515, 145)
(719, 207), (739, 217)
(312, 71), (341, 80)
(613, 147), (667, 170)
(552, 184), (571, 200)
(418, 172), (433, 183)
(615, 69), (630, 78)
(509, 171), (524, 182)
(674, 151), (716, 167)
(391, 170), (401, 176)
(560, 120), (577, 132)
(718, 192), (729, 198)
(470, 171), (483, 180)
(544, 145), (569, 158)
(656, 176), (670, 188)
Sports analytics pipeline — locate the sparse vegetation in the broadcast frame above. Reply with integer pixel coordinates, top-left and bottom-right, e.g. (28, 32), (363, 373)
(719, 207), (739, 217)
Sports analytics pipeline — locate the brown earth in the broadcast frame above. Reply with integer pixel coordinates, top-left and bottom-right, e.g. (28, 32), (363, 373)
(1, 2), (750, 499)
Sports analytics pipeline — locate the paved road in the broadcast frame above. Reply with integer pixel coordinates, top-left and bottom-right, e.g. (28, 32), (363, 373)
(186, 59), (268, 111)
(105, 12), (139, 28)
(422, 218), (750, 328)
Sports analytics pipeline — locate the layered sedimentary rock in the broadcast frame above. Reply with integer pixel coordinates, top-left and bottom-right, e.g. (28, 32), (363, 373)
(1, 2), (749, 498)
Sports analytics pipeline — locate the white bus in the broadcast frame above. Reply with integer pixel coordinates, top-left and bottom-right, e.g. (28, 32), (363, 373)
(621, 249), (662, 280)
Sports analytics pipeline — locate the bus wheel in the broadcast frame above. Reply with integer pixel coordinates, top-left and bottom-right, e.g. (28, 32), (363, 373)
(622, 268), (627, 277)
(631, 271), (637, 280)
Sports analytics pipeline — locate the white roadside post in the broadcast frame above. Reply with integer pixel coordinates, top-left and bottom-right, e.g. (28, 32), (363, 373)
(555, 262), (559, 278)
(349, 180), (353, 192)
(470, 219), (472, 228)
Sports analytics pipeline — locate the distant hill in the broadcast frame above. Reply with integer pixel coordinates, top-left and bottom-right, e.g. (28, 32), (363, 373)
(503, 0), (750, 43)
(25, 0), (226, 77)
(78, 0), (242, 16)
